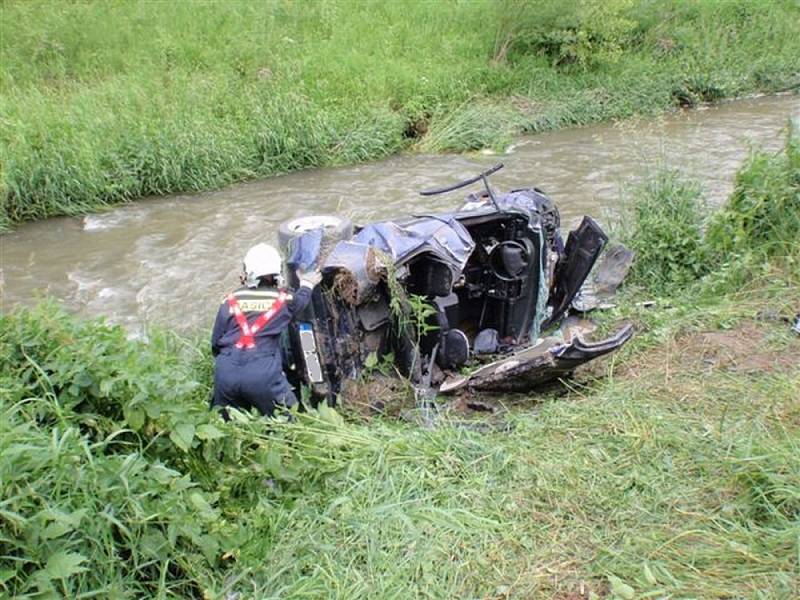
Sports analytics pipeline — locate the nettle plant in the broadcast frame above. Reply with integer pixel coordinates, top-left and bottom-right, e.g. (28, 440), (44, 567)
(0, 302), (359, 597)
(385, 267), (439, 372)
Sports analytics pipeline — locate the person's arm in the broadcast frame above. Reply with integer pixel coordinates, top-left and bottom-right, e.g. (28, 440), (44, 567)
(210, 303), (226, 357)
(285, 269), (321, 318)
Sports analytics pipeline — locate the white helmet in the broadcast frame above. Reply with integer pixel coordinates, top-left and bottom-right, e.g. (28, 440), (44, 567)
(242, 243), (282, 288)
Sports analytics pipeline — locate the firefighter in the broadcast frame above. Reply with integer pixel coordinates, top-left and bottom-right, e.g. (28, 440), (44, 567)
(210, 242), (321, 419)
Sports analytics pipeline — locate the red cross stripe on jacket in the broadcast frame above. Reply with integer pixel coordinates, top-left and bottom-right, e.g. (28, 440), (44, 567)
(225, 292), (288, 349)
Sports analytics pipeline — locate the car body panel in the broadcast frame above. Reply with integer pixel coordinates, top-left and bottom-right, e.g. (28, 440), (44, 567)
(439, 322), (634, 393)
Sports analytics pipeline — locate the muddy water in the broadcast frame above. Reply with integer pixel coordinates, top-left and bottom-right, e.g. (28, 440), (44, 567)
(2, 94), (797, 333)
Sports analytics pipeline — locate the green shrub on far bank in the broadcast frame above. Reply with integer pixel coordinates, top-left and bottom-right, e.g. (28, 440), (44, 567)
(493, 0), (639, 69)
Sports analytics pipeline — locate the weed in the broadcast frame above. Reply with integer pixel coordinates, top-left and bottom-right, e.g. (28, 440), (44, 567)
(707, 121), (800, 259)
(615, 124), (799, 299)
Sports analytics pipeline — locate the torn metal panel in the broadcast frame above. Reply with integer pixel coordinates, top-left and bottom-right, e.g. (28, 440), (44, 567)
(440, 323), (633, 393)
(542, 216), (608, 329)
(350, 216), (475, 272)
(572, 243), (635, 312)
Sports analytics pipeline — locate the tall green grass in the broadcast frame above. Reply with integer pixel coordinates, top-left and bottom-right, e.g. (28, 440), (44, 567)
(2, 133), (799, 598)
(2, 0), (799, 229)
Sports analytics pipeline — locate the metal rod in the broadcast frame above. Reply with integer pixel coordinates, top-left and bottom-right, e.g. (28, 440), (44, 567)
(480, 174), (502, 213)
(419, 163), (504, 196)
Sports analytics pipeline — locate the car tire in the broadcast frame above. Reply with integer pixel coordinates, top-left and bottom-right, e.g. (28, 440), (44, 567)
(277, 215), (354, 253)
(278, 215), (354, 287)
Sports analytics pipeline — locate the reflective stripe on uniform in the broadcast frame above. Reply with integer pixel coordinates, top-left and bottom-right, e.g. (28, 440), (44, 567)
(226, 291), (288, 349)
(233, 289), (281, 299)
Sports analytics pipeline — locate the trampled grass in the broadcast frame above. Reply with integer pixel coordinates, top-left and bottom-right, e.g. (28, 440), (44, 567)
(2, 0), (799, 229)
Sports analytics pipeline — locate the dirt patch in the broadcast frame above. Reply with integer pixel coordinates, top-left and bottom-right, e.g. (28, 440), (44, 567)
(625, 319), (799, 378)
(340, 375), (413, 417)
(332, 270), (359, 305)
(692, 324), (795, 373)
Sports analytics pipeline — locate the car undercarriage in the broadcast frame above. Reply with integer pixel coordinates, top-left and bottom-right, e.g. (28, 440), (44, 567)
(277, 164), (634, 405)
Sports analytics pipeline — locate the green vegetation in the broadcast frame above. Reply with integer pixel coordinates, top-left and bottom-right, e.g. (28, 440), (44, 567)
(2, 0), (799, 229)
(617, 170), (710, 295)
(3, 130), (799, 598)
(618, 123), (799, 296)
(707, 125), (800, 259)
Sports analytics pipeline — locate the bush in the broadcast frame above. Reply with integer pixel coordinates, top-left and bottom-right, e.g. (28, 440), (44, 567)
(0, 303), (514, 597)
(494, 0), (638, 69)
(0, 414), (227, 597)
(706, 123), (800, 259)
(618, 169), (710, 295)
(617, 125), (799, 298)
(0, 303), (356, 597)
(0, 303), (230, 596)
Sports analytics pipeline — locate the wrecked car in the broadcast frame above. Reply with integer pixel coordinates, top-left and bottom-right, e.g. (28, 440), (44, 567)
(277, 164), (634, 404)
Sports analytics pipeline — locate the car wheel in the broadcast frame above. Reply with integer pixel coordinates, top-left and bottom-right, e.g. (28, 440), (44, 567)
(278, 215), (353, 251)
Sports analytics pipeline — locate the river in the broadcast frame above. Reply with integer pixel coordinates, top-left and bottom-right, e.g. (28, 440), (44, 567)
(2, 94), (797, 334)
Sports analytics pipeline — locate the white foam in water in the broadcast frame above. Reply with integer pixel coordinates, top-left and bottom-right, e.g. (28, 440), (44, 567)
(82, 209), (146, 231)
(67, 270), (95, 292)
(82, 215), (115, 231)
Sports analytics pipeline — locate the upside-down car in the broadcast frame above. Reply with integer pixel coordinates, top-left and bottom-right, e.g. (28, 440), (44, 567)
(276, 164), (634, 404)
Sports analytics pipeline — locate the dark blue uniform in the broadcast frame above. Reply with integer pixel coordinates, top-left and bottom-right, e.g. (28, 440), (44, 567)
(211, 284), (312, 417)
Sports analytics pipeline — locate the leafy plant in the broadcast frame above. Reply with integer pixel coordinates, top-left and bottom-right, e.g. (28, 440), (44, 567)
(706, 122), (800, 259)
(617, 169), (710, 295)
(406, 293), (440, 348)
(363, 350), (396, 377)
(493, 0), (639, 69)
(0, 302), (362, 597)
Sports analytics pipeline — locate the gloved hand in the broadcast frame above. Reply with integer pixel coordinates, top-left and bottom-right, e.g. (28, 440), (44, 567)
(298, 268), (322, 288)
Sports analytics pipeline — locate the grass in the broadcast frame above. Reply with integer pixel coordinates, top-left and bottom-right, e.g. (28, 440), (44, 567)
(2, 268), (798, 598)
(2, 124), (799, 598)
(1, 0), (799, 229)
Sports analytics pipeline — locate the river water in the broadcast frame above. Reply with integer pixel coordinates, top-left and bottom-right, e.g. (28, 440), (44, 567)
(2, 94), (797, 333)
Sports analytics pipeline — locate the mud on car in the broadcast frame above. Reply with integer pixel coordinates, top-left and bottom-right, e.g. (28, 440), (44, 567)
(277, 164), (634, 404)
